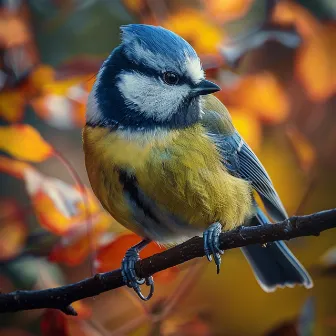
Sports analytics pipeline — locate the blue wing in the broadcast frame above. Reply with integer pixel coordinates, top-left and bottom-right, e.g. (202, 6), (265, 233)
(210, 130), (288, 222)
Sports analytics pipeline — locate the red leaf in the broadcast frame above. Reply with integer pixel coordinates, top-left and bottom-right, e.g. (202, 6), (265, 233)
(41, 309), (69, 336)
(96, 233), (179, 283)
(0, 199), (27, 261)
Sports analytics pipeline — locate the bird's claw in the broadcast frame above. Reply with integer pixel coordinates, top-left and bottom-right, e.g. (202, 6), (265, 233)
(121, 248), (154, 301)
(203, 222), (224, 274)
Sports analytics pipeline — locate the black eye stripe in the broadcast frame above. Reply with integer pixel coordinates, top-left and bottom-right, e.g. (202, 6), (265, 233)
(162, 71), (179, 85)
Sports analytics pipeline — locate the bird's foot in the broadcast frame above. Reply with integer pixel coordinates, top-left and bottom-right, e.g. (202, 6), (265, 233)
(121, 239), (154, 301)
(203, 222), (224, 274)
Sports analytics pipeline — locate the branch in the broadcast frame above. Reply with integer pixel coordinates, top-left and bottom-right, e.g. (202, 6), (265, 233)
(1, 209), (335, 315)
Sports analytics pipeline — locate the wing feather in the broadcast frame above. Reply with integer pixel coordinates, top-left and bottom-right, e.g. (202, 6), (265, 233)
(202, 98), (287, 222)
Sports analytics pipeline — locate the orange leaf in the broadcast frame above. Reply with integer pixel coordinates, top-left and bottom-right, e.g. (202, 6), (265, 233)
(49, 211), (112, 266)
(0, 125), (53, 162)
(0, 91), (26, 123)
(203, 0), (253, 23)
(96, 233), (179, 283)
(286, 126), (316, 173)
(220, 72), (289, 124)
(0, 156), (32, 179)
(31, 78), (90, 130)
(0, 199), (27, 261)
(295, 24), (336, 102)
(32, 186), (98, 236)
(28, 65), (55, 93)
(163, 9), (224, 56)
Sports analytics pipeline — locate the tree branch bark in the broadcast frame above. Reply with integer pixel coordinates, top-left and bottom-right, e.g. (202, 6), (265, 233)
(1, 209), (335, 315)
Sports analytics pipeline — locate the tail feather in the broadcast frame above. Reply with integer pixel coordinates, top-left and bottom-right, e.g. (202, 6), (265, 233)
(241, 208), (313, 292)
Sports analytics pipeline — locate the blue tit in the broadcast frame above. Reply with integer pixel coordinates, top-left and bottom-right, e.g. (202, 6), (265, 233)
(83, 24), (313, 300)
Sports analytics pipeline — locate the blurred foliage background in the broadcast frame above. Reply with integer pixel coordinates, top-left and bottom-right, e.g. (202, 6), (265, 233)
(0, 0), (335, 335)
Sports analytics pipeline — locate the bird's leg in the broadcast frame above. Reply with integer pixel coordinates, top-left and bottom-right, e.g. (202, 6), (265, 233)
(203, 222), (224, 274)
(121, 238), (154, 301)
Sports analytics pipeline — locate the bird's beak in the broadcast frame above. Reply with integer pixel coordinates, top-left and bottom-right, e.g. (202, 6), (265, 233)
(191, 79), (221, 96)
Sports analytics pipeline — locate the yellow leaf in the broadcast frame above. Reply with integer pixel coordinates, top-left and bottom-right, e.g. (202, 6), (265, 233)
(0, 91), (26, 123)
(29, 65), (55, 93)
(0, 156), (31, 179)
(0, 125), (53, 162)
(163, 9), (224, 56)
(229, 107), (262, 151)
(203, 0), (253, 22)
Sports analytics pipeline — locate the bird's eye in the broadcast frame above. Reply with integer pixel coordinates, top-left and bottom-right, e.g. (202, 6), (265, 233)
(163, 71), (179, 85)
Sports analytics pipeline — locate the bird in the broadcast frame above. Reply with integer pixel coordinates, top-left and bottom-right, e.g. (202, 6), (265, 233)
(83, 24), (313, 300)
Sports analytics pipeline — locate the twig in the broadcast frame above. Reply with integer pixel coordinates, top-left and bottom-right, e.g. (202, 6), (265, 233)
(0, 209), (335, 315)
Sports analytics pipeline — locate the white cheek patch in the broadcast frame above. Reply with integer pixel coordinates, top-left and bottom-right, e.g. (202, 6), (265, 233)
(117, 71), (190, 122)
(185, 56), (204, 84)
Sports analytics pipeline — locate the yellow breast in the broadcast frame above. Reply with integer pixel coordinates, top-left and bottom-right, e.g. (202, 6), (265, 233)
(82, 124), (254, 240)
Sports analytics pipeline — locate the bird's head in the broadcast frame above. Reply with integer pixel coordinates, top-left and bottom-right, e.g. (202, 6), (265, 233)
(87, 24), (220, 130)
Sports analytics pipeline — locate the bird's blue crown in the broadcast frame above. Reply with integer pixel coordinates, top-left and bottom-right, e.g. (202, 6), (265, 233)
(120, 24), (198, 69)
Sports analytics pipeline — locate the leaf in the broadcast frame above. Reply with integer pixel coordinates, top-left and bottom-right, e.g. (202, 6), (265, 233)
(41, 309), (69, 336)
(0, 199), (27, 261)
(28, 65), (55, 93)
(285, 125), (316, 173)
(24, 169), (83, 220)
(203, 0), (253, 23)
(30, 71), (90, 129)
(163, 8), (224, 56)
(0, 156), (31, 179)
(229, 106), (262, 151)
(95, 233), (179, 283)
(220, 72), (289, 124)
(296, 23), (336, 102)
(49, 211), (112, 266)
(0, 125), (53, 162)
(0, 91), (26, 122)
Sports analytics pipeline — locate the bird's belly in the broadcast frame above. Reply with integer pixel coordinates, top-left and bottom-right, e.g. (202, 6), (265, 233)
(121, 191), (204, 245)
(83, 125), (254, 245)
